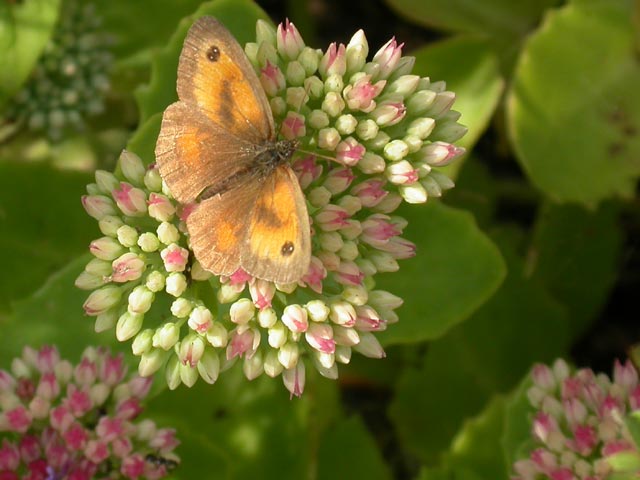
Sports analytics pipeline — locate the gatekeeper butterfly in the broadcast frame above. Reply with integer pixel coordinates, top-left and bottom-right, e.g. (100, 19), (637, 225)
(155, 16), (311, 284)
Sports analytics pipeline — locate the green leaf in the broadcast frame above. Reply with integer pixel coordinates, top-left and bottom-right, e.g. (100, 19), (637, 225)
(384, 0), (557, 68)
(376, 201), (506, 345)
(317, 416), (392, 480)
(507, 0), (640, 205)
(135, 0), (269, 125)
(422, 396), (510, 480)
(0, 0), (61, 108)
(96, 0), (204, 61)
(412, 36), (504, 177)
(1, 255), (123, 366)
(0, 160), (95, 313)
(389, 230), (569, 462)
(145, 368), (341, 480)
(528, 201), (622, 337)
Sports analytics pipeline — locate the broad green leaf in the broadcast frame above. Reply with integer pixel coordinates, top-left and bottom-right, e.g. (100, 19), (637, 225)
(384, 0), (557, 69)
(528, 201), (622, 337)
(0, 160), (95, 313)
(502, 373), (538, 468)
(377, 201), (506, 345)
(96, 0), (204, 61)
(317, 416), (392, 480)
(412, 36), (504, 176)
(0, 0), (61, 108)
(422, 396), (510, 480)
(145, 367), (341, 480)
(1, 255), (124, 365)
(507, 0), (640, 205)
(135, 0), (269, 124)
(389, 230), (569, 461)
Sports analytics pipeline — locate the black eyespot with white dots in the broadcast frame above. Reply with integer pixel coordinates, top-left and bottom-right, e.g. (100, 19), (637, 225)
(281, 241), (295, 257)
(206, 45), (220, 62)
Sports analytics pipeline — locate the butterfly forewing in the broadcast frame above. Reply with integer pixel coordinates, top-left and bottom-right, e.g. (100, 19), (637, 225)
(155, 102), (257, 203)
(177, 16), (274, 144)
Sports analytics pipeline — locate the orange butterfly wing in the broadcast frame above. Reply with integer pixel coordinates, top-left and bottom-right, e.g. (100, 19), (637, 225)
(187, 165), (310, 283)
(155, 16), (274, 203)
(176, 16), (273, 143)
(243, 165), (311, 283)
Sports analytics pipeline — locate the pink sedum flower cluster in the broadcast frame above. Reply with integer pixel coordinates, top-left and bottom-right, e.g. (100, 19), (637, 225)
(0, 346), (179, 480)
(77, 18), (466, 397)
(512, 359), (640, 480)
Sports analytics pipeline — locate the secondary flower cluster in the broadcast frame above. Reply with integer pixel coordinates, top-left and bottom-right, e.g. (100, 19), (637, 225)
(77, 19), (466, 396)
(512, 359), (640, 480)
(0, 346), (179, 480)
(3, 0), (112, 139)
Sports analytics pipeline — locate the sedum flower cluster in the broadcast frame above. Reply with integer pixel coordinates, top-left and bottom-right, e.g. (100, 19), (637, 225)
(512, 359), (640, 480)
(77, 19), (466, 396)
(0, 346), (179, 479)
(2, 0), (112, 139)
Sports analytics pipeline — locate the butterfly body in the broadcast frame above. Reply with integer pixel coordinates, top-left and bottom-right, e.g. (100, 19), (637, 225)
(155, 16), (311, 284)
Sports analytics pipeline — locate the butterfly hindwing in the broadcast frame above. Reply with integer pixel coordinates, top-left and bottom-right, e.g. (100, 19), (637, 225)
(243, 165), (311, 284)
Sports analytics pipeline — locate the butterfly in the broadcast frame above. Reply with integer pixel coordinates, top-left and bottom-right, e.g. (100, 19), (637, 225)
(155, 16), (311, 284)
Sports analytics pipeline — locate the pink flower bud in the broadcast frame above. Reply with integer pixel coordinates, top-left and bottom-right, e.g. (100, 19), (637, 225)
(283, 363), (305, 398)
(301, 256), (327, 294)
(386, 160), (419, 185)
(379, 236), (416, 259)
(305, 323), (335, 354)
(73, 358), (97, 386)
(281, 304), (309, 333)
(100, 353), (126, 386)
(293, 155), (323, 189)
(276, 19), (305, 60)
(613, 359), (638, 391)
(230, 298), (255, 325)
(280, 111), (306, 139)
(178, 334), (205, 368)
(371, 99), (406, 126)
(160, 243), (189, 272)
(372, 37), (404, 79)
(112, 182), (147, 216)
(355, 306), (386, 331)
(249, 279), (276, 310)
(147, 193), (175, 222)
(351, 179), (388, 208)
(335, 137), (365, 166)
(85, 439), (109, 463)
(260, 61), (285, 96)
(334, 261), (364, 286)
(420, 141), (465, 167)
(0, 439), (20, 470)
(111, 252), (145, 282)
(82, 195), (116, 220)
(226, 329), (259, 360)
(329, 301), (356, 327)
(343, 75), (385, 112)
(323, 167), (355, 195)
(319, 42), (346, 77)
(361, 214), (400, 247)
(83, 286), (122, 316)
(188, 306), (213, 334)
(2, 406), (31, 433)
(89, 236), (124, 261)
(315, 204), (350, 231)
